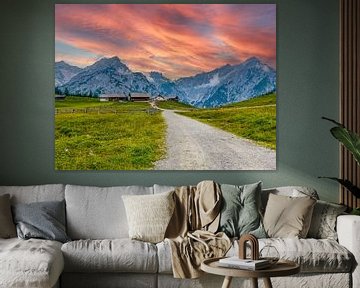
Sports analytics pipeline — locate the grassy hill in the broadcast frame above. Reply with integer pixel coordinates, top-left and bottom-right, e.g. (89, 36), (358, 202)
(222, 93), (276, 108)
(177, 93), (276, 149)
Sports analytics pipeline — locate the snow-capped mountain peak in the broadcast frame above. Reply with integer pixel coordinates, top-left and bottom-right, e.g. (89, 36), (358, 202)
(85, 56), (131, 74)
(55, 61), (82, 86)
(55, 56), (276, 106)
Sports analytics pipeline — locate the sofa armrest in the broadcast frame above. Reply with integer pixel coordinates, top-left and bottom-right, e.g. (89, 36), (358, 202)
(337, 215), (360, 288)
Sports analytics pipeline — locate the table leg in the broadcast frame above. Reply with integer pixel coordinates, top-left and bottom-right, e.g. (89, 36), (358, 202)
(251, 278), (258, 288)
(263, 277), (273, 288)
(221, 276), (233, 288)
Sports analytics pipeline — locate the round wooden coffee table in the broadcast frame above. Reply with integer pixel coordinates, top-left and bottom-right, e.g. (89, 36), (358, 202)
(201, 257), (300, 288)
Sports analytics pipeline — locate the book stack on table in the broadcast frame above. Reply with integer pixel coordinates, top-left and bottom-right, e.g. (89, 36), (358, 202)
(218, 257), (271, 270)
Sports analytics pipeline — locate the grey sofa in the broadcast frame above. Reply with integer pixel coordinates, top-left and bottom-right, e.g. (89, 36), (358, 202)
(0, 184), (359, 288)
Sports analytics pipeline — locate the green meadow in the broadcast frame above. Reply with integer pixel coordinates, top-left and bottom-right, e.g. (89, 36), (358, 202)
(55, 94), (276, 170)
(176, 93), (276, 149)
(55, 97), (166, 170)
(155, 100), (194, 110)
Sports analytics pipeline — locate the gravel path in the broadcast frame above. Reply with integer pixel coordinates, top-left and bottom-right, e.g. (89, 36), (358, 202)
(155, 110), (276, 170)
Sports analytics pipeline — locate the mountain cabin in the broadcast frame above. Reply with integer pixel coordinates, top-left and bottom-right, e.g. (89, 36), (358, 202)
(167, 96), (179, 101)
(99, 94), (130, 102)
(55, 95), (66, 101)
(130, 93), (150, 102)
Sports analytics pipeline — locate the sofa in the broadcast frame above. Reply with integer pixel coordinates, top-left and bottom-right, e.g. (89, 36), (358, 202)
(0, 183), (359, 288)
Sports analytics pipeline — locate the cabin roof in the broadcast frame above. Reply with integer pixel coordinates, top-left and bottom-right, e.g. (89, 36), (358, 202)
(131, 93), (150, 98)
(99, 93), (128, 98)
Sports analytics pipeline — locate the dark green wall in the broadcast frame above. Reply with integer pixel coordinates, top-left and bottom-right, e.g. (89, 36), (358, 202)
(0, 0), (340, 202)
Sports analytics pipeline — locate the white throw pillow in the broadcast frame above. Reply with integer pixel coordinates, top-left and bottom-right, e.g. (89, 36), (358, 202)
(122, 191), (175, 243)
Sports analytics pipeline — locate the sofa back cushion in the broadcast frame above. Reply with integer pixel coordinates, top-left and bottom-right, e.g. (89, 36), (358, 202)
(65, 185), (153, 239)
(0, 184), (65, 204)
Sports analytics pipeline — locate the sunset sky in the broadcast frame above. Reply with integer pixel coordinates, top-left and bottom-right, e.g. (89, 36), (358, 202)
(55, 4), (276, 80)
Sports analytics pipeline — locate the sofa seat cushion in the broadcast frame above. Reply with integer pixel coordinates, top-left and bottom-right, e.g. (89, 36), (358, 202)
(0, 238), (64, 288)
(62, 239), (158, 273)
(157, 238), (353, 274)
(232, 238), (353, 273)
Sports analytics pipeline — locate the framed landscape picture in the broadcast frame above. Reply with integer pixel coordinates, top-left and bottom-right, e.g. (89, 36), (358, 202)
(55, 4), (276, 170)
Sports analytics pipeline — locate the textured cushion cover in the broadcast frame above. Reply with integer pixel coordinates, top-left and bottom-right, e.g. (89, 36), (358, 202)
(153, 184), (176, 194)
(62, 239), (158, 273)
(218, 182), (266, 238)
(122, 191), (175, 243)
(158, 237), (353, 274)
(12, 200), (70, 243)
(0, 238), (64, 288)
(65, 185), (153, 239)
(0, 184), (65, 204)
(261, 186), (319, 213)
(263, 193), (316, 238)
(0, 194), (16, 238)
(307, 200), (347, 240)
(254, 238), (353, 273)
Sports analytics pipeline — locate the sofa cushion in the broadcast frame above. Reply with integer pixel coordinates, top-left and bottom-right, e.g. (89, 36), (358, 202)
(61, 239), (158, 273)
(234, 238), (353, 273)
(218, 182), (266, 238)
(153, 184), (176, 194)
(0, 194), (16, 238)
(261, 186), (319, 213)
(0, 184), (65, 204)
(158, 237), (353, 274)
(12, 200), (70, 243)
(307, 200), (347, 240)
(263, 194), (316, 238)
(0, 238), (64, 288)
(65, 185), (153, 239)
(122, 191), (175, 243)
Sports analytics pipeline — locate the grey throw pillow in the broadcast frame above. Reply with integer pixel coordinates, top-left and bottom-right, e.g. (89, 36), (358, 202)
(12, 200), (70, 243)
(218, 182), (266, 238)
(0, 194), (16, 238)
(307, 200), (347, 240)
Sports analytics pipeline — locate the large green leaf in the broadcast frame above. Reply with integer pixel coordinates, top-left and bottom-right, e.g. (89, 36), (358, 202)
(319, 177), (360, 198)
(322, 117), (360, 165)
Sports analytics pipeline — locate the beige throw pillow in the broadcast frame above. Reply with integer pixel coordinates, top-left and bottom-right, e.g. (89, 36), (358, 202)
(263, 193), (316, 238)
(0, 194), (17, 238)
(122, 191), (175, 243)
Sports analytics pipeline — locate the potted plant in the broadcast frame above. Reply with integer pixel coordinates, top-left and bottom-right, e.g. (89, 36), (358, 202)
(320, 117), (360, 215)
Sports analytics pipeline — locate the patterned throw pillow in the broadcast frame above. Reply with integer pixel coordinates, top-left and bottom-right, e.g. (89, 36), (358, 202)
(307, 200), (347, 240)
(263, 194), (316, 238)
(122, 191), (175, 243)
(218, 182), (266, 238)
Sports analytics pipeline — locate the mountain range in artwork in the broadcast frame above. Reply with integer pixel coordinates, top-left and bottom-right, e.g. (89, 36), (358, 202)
(55, 56), (276, 108)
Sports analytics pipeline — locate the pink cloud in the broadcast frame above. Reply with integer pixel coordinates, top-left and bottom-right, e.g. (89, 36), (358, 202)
(55, 4), (276, 79)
